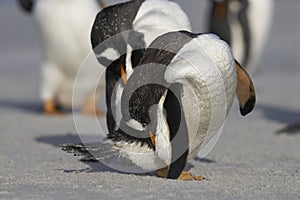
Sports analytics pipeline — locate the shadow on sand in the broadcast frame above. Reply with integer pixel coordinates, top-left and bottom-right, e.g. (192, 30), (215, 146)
(35, 133), (200, 177)
(0, 99), (42, 113)
(256, 104), (300, 135)
(36, 133), (154, 176)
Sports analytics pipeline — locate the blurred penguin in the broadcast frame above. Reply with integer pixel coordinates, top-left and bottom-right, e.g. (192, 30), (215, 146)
(18, 0), (106, 115)
(208, 0), (274, 73)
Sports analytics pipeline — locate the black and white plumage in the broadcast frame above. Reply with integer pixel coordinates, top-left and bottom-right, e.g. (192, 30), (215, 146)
(90, 0), (191, 134)
(18, 0), (106, 114)
(62, 30), (256, 180)
(208, 0), (274, 72)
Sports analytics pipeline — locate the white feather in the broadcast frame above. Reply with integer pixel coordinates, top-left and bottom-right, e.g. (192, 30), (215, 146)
(117, 140), (167, 171)
(33, 0), (104, 108)
(133, 0), (191, 46)
(155, 91), (172, 166)
(164, 34), (237, 158)
(228, 0), (274, 71)
(247, 0), (274, 70)
(126, 119), (146, 131)
(97, 47), (120, 61)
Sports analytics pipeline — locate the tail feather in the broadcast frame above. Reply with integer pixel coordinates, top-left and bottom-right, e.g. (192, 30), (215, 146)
(61, 142), (119, 162)
(61, 141), (147, 173)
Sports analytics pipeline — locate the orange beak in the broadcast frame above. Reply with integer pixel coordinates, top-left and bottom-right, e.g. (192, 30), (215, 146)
(120, 63), (128, 84)
(149, 131), (156, 146)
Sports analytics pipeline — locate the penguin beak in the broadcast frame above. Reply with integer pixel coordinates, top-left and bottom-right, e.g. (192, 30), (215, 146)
(149, 131), (156, 146)
(120, 63), (128, 84)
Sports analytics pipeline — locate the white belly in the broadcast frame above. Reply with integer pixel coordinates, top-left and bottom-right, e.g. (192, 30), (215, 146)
(229, 0), (274, 71)
(35, 0), (99, 75)
(34, 0), (104, 106)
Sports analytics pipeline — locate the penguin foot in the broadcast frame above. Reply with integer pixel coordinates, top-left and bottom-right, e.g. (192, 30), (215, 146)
(156, 167), (168, 178)
(43, 99), (63, 115)
(178, 171), (204, 181)
(156, 168), (204, 181)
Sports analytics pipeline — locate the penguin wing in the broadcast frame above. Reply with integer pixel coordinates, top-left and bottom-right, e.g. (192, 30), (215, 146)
(235, 60), (256, 116)
(61, 141), (118, 162)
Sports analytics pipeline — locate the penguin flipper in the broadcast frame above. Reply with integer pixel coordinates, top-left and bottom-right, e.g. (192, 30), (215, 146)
(235, 60), (256, 116)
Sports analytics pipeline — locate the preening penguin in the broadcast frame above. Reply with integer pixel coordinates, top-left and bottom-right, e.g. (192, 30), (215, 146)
(62, 31), (256, 180)
(208, 0), (274, 72)
(90, 0), (191, 134)
(18, 0), (106, 114)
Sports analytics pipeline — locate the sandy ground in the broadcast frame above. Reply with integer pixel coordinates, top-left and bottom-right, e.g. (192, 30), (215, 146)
(0, 0), (299, 199)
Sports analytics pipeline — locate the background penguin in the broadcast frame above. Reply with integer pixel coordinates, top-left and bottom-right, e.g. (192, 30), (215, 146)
(18, 0), (106, 115)
(90, 0), (191, 134)
(208, 0), (274, 72)
(62, 31), (256, 180)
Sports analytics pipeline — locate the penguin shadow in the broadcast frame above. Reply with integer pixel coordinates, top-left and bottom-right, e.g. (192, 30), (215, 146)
(193, 157), (216, 164)
(35, 133), (153, 176)
(0, 99), (74, 114)
(256, 104), (300, 135)
(0, 99), (42, 114)
(35, 133), (88, 147)
(35, 133), (206, 177)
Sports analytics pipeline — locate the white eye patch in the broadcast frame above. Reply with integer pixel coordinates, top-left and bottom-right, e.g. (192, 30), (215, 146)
(126, 119), (146, 131)
(97, 47), (120, 61)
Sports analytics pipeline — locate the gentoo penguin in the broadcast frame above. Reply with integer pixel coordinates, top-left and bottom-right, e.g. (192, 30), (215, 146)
(18, 0), (106, 115)
(90, 0), (191, 134)
(62, 31), (256, 180)
(208, 0), (274, 72)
